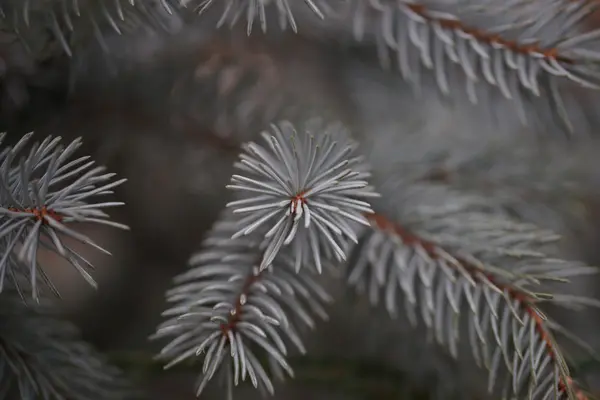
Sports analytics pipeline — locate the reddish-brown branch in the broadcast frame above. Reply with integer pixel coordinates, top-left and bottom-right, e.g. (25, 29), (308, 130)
(406, 3), (574, 64)
(219, 268), (263, 336)
(366, 212), (588, 399)
(219, 193), (308, 335)
(8, 206), (63, 223)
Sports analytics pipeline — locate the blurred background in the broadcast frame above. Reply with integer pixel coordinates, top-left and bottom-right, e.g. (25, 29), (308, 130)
(3, 3), (600, 399)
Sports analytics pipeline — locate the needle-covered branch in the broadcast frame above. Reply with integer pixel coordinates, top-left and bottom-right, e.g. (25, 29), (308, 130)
(153, 213), (332, 397)
(0, 132), (127, 300)
(226, 119), (378, 272)
(317, 0), (600, 134)
(347, 181), (598, 399)
(154, 120), (379, 397)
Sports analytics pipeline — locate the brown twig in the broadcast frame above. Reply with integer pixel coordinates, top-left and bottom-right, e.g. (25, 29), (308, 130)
(366, 212), (589, 399)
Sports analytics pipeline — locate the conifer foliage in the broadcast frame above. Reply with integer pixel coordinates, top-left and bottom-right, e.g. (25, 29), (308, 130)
(2, 0), (600, 399)
(0, 130), (129, 398)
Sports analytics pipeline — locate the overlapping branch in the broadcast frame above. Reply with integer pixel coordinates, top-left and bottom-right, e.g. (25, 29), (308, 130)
(0, 132), (127, 300)
(154, 119), (378, 397)
(153, 215), (333, 397)
(347, 182), (598, 399)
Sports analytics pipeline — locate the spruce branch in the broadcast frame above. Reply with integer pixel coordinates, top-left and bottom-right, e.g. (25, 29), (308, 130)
(0, 132), (127, 300)
(0, 292), (134, 400)
(152, 213), (333, 398)
(324, 0), (600, 133)
(347, 182), (599, 399)
(226, 119), (379, 273)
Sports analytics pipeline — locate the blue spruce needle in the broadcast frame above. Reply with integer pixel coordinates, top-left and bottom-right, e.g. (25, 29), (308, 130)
(0, 133), (128, 300)
(226, 119), (379, 273)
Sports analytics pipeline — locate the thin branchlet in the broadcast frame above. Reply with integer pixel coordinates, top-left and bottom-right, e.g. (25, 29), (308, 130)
(153, 214), (332, 397)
